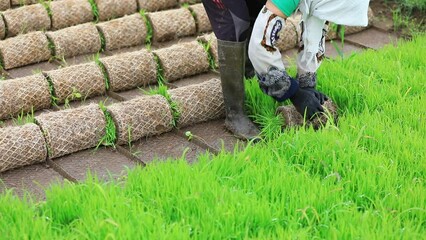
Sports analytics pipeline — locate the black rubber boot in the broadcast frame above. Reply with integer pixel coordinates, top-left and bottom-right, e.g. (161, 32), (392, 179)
(217, 39), (261, 141)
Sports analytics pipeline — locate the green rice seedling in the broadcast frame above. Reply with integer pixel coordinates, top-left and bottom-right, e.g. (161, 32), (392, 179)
(147, 83), (180, 127)
(63, 87), (83, 109)
(43, 73), (59, 106)
(12, 108), (35, 126)
(39, 0), (52, 19)
(97, 101), (117, 148)
(152, 53), (167, 84)
(97, 27), (106, 52)
(87, 0), (99, 22)
(93, 53), (110, 91)
(197, 40), (217, 70)
(139, 10), (153, 50)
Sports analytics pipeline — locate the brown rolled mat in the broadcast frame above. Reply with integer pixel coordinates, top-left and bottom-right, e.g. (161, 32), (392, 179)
(137, 0), (177, 12)
(189, 3), (212, 33)
(154, 41), (209, 82)
(197, 32), (218, 68)
(2, 4), (51, 38)
(95, 0), (138, 21)
(100, 50), (157, 92)
(10, 0), (39, 5)
(0, 31), (51, 70)
(96, 13), (146, 51)
(0, 123), (47, 173)
(344, 8), (374, 35)
(0, 16), (5, 40)
(46, 23), (101, 59)
(0, 74), (51, 120)
(35, 104), (106, 159)
(276, 100), (338, 130)
(275, 20), (299, 52)
(50, 0), (94, 30)
(169, 78), (225, 128)
(179, 0), (201, 3)
(148, 8), (196, 42)
(46, 63), (105, 104)
(0, 0), (10, 11)
(108, 95), (174, 145)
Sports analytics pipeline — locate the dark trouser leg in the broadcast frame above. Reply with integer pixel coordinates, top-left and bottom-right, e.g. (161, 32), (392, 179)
(202, 0), (260, 140)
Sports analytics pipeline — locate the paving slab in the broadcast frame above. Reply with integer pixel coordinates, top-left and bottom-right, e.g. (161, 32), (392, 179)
(0, 163), (64, 200)
(7, 61), (59, 79)
(181, 119), (244, 152)
(170, 71), (219, 88)
(114, 87), (149, 101)
(345, 28), (398, 49)
(325, 41), (364, 59)
(128, 132), (205, 164)
(54, 147), (136, 181)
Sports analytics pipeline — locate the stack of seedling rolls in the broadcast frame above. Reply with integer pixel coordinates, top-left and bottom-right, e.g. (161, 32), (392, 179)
(137, 0), (177, 12)
(50, 0), (94, 30)
(148, 8), (196, 42)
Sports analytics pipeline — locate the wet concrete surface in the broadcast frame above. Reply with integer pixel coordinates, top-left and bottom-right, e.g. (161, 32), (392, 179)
(0, 163), (64, 199)
(7, 61), (59, 79)
(345, 28), (399, 49)
(325, 41), (364, 59)
(53, 147), (136, 181)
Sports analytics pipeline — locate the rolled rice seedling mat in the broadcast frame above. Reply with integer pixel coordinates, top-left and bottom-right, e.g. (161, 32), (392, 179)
(100, 50), (157, 92)
(0, 15), (5, 40)
(46, 62), (106, 104)
(189, 3), (212, 33)
(137, 0), (177, 12)
(96, 13), (146, 51)
(2, 4), (51, 38)
(197, 33), (218, 67)
(0, 123), (47, 173)
(276, 100), (338, 130)
(50, 0), (94, 30)
(169, 78), (225, 128)
(154, 41), (209, 81)
(108, 95), (174, 145)
(179, 0), (201, 3)
(10, 0), (44, 6)
(35, 104), (106, 159)
(148, 8), (196, 42)
(275, 20), (299, 52)
(0, 74), (50, 120)
(95, 0), (137, 21)
(46, 23), (101, 59)
(0, 31), (51, 70)
(0, 0), (9, 11)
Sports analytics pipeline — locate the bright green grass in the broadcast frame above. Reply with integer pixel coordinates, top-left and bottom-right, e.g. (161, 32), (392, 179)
(0, 35), (425, 239)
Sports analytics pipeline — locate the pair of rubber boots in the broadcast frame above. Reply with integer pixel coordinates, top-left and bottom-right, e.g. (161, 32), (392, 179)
(217, 39), (260, 141)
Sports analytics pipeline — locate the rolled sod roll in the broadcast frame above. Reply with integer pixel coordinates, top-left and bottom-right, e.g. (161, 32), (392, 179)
(10, 0), (39, 6)
(95, 0), (138, 21)
(35, 104), (106, 159)
(189, 3), (212, 33)
(96, 13), (146, 51)
(45, 63), (106, 104)
(137, 0), (177, 12)
(0, 32), (51, 70)
(0, 124), (47, 173)
(169, 78), (225, 127)
(0, 0), (10, 11)
(0, 74), (51, 120)
(148, 8), (196, 42)
(154, 41), (209, 81)
(275, 20), (299, 52)
(0, 16), (6, 40)
(197, 33), (218, 68)
(100, 50), (157, 92)
(276, 100), (338, 130)
(46, 23), (101, 59)
(50, 0), (94, 30)
(2, 4), (51, 37)
(108, 95), (174, 145)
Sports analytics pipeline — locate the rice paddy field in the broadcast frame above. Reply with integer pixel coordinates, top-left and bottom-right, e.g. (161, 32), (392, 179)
(0, 33), (424, 239)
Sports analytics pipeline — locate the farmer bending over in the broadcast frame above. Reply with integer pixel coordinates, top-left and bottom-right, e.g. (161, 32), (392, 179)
(248, 0), (370, 119)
